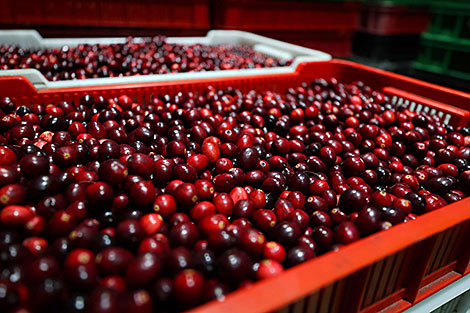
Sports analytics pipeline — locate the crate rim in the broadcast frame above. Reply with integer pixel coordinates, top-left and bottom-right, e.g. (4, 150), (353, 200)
(3, 59), (468, 102)
(1, 59), (470, 313)
(189, 198), (470, 313)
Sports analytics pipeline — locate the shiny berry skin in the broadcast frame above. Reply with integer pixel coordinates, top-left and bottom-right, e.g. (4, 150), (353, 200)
(338, 188), (369, 214)
(1, 205), (34, 226)
(312, 225), (334, 248)
(342, 156), (365, 177)
(170, 221), (199, 248)
(95, 247), (133, 276)
(310, 210), (332, 228)
(263, 241), (286, 262)
(153, 194), (177, 218)
(256, 259), (284, 280)
(87, 287), (121, 313)
(240, 228), (265, 256)
(286, 245), (315, 267)
(98, 159), (128, 186)
(217, 248), (252, 283)
(126, 252), (163, 288)
(129, 180), (156, 207)
(335, 221), (360, 244)
(355, 206), (381, 235)
(116, 219), (145, 247)
(85, 182), (114, 208)
(213, 193), (234, 216)
(381, 206), (406, 225)
(19, 154), (49, 178)
(139, 213), (163, 235)
(272, 221), (301, 247)
(173, 269), (205, 307)
(127, 153), (154, 178)
(0, 147), (17, 166)
(174, 183), (198, 208)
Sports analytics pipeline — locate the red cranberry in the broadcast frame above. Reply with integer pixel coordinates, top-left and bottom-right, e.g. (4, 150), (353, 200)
(95, 247), (133, 276)
(116, 219), (145, 247)
(334, 221), (360, 244)
(256, 259), (284, 280)
(174, 183), (198, 208)
(272, 221), (301, 247)
(129, 180), (156, 207)
(342, 156), (365, 176)
(153, 194), (176, 219)
(126, 252), (163, 288)
(87, 287), (121, 313)
(203, 279), (230, 302)
(217, 248), (252, 283)
(286, 245), (315, 267)
(170, 221), (199, 248)
(312, 225), (334, 249)
(173, 269), (204, 308)
(338, 188), (369, 214)
(1, 205), (33, 226)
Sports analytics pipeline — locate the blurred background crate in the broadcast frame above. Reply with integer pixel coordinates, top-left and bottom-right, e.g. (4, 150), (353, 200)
(411, 2), (470, 87)
(351, 1), (430, 77)
(358, 2), (430, 35)
(0, 0), (210, 30)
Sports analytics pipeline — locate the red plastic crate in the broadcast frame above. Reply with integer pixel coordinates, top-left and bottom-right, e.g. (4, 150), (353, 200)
(359, 3), (431, 35)
(1, 59), (470, 313)
(213, 0), (358, 31)
(5, 0), (209, 30)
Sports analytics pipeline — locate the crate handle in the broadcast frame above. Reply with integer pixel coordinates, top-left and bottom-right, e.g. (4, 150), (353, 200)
(383, 87), (470, 129)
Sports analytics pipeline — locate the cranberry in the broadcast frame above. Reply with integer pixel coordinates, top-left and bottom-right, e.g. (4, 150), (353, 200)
(170, 221), (199, 248)
(116, 219), (145, 247)
(217, 248), (252, 283)
(95, 247), (133, 276)
(153, 194), (177, 219)
(310, 210), (332, 228)
(19, 154), (49, 178)
(312, 226), (334, 249)
(286, 245), (315, 267)
(203, 279), (230, 302)
(126, 252), (163, 288)
(334, 221), (360, 244)
(1, 205), (33, 226)
(191, 249), (216, 275)
(167, 247), (192, 273)
(129, 180), (156, 207)
(256, 259), (284, 280)
(85, 181), (114, 208)
(338, 188), (369, 214)
(87, 287), (121, 313)
(98, 159), (128, 186)
(0, 279), (20, 310)
(342, 156), (365, 177)
(272, 221), (301, 247)
(240, 228), (265, 256)
(174, 269), (204, 308)
(174, 183), (198, 208)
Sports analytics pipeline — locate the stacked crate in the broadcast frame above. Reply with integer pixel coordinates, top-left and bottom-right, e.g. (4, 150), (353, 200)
(413, 1), (470, 89)
(352, 0), (430, 72)
(212, 0), (359, 57)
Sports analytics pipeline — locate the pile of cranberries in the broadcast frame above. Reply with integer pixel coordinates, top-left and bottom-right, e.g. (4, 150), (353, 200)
(1, 78), (470, 313)
(0, 36), (290, 82)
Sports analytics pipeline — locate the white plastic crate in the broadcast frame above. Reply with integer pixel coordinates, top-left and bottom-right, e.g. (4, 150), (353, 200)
(0, 29), (331, 89)
(404, 274), (470, 313)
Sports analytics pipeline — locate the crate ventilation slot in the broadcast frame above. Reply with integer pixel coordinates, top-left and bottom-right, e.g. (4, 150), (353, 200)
(391, 95), (452, 124)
